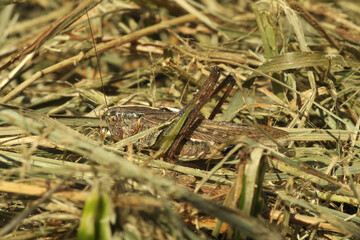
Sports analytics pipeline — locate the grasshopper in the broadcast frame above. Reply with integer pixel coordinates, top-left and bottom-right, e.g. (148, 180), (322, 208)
(103, 67), (289, 161)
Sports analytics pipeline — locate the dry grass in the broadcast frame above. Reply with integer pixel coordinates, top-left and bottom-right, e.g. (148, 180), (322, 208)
(1, 0), (360, 239)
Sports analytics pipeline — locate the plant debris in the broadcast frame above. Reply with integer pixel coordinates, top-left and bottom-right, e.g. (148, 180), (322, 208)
(1, 0), (360, 239)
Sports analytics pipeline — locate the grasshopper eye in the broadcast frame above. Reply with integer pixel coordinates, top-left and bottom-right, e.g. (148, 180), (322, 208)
(108, 115), (118, 125)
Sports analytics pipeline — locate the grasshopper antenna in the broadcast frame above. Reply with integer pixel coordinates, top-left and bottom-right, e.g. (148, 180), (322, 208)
(86, 7), (108, 109)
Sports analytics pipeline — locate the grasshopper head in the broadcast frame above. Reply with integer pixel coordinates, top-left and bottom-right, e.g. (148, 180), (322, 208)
(103, 107), (143, 141)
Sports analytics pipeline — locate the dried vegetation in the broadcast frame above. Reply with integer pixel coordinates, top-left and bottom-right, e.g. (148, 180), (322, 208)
(1, 0), (360, 239)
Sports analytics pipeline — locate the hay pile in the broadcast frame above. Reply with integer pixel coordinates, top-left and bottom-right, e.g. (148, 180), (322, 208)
(1, 0), (360, 239)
